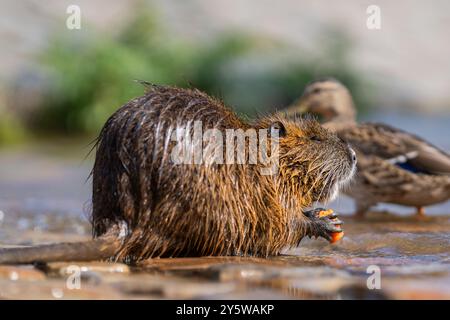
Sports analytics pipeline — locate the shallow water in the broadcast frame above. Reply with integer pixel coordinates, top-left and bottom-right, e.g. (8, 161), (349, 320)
(0, 113), (449, 299)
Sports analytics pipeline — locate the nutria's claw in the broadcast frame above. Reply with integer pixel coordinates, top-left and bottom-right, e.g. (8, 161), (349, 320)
(321, 215), (343, 232)
(330, 218), (343, 226)
(325, 223), (343, 233)
(304, 208), (343, 241)
(327, 213), (338, 219)
(313, 224), (332, 241)
(303, 207), (327, 219)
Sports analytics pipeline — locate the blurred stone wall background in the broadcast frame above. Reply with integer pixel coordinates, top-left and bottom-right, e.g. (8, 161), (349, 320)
(153, 0), (450, 112)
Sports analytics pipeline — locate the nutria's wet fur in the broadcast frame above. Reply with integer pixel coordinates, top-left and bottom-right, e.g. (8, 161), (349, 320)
(0, 84), (355, 265)
(92, 84), (355, 262)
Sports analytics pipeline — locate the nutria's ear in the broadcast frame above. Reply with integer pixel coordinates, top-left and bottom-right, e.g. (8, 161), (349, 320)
(269, 121), (286, 138)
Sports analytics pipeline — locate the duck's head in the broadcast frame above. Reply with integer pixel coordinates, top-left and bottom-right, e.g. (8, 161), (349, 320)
(287, 78), (357, 123)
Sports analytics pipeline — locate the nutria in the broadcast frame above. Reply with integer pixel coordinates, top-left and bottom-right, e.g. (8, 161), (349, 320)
(0, 83), (356, 264)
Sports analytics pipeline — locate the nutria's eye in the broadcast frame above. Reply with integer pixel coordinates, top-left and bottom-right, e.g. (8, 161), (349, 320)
(311, 88), (322, 94)
(310, 135), (322, 142)
(269, 121), (286, 138)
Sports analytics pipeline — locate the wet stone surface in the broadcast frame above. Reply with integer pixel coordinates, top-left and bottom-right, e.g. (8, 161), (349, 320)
(0, 213), (449, 299)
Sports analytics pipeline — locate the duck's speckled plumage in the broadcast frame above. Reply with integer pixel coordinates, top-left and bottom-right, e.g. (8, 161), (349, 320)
(286, 78), (450, 216)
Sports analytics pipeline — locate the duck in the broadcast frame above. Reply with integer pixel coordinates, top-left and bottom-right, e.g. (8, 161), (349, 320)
(283, 78), (450, 216)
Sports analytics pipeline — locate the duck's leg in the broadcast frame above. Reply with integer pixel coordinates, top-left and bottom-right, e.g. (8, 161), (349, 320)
(416, 206), (425, 216)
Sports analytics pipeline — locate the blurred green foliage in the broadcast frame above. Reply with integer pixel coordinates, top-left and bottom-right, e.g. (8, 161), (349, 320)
(18, 5), (370, 136)
(0, 111), (27, 145)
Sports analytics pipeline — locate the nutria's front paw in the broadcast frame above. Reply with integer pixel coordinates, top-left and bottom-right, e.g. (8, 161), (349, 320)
(304, 208), (344, 243)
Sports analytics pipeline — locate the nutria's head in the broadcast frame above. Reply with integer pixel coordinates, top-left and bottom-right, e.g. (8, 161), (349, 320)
(261, 116), (356, 206)
(287, 78), (357, 123)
